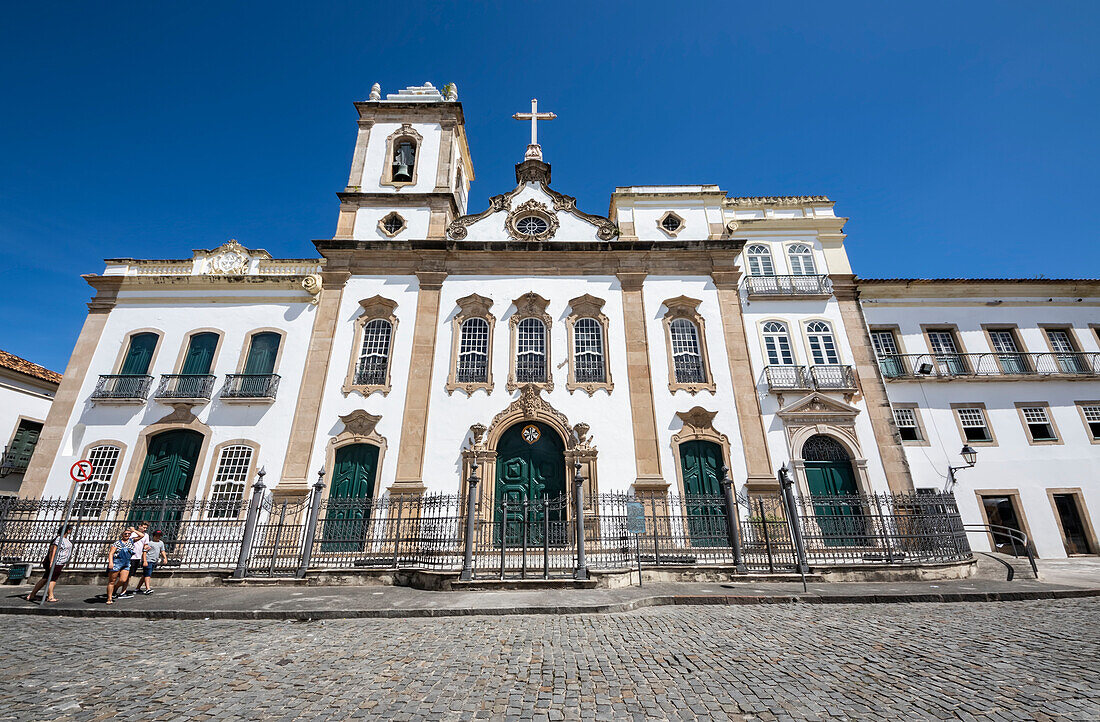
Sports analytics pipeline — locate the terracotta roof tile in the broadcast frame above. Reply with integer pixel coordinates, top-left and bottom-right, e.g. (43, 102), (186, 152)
(0, 349), (62, 385)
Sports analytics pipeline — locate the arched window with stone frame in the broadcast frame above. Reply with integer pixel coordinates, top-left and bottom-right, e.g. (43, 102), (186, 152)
(507, 292), (553, 392)
(762, 321), (796, 365)
(662, 296), (715, 395)
(804, 320), (840, 366)
(786, 243), (818, 276)
(446, 293), (495, 395)
(745, 244), (775, 276)
(343, 296), (399, 397)
(205, 441), (258, 519)
(566, 294), (613, 395)
(380, 124), (423, 188)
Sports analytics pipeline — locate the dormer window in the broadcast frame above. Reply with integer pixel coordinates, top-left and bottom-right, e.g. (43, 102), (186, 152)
(658, 211), (685, 237)
(392, 141), (416, 182)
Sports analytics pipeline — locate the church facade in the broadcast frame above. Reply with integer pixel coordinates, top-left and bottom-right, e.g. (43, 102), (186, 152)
(20, 83), (1099, 560)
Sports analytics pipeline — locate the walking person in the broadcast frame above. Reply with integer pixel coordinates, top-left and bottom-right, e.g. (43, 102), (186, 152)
(134, 529), (167, 595)
(105, 529), (134, 605)
(115, 520), (149, 600)
(24, 525), (74, 603)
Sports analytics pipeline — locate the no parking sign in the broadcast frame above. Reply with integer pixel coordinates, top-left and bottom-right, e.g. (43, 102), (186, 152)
(70, 459), (94, 482)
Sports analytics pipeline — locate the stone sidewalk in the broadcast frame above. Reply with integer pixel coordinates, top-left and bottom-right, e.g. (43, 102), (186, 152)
(4, 556), (1098, 620)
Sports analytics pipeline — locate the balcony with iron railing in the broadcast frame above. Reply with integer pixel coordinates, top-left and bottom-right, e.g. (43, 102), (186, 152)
(0, 446), (28, 477)
(743, 274), (833, 298)
(878, 352), (1100, 381)
(90, 374), (154, 403)
(221, 374), (280, 402)
(764, 364), (857, 393)
(154, 374), (216, 402)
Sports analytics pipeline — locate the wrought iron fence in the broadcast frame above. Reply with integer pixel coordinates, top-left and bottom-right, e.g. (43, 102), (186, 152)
(0, 486), (971, 579)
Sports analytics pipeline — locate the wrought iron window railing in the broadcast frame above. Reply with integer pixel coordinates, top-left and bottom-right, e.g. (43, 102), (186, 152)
(222, 373), (280, 400)
(90, 374), (154, 401)
(353, 357), (388, 386)
(744, 274), (833, 297)
(878, 352), (1100, 380)
(0, 446), (28, 475)
(764, 365), (856, 392)
(154, 374), (216, 400)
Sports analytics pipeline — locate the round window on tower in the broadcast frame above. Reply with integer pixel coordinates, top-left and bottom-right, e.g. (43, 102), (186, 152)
(515, 215), (549, 237)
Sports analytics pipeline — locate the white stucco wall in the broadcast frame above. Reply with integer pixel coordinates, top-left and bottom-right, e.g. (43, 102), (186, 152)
(356, 121), (443, 194)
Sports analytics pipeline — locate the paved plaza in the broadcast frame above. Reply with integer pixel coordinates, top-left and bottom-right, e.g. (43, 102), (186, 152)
(0, 598), (1097, 721)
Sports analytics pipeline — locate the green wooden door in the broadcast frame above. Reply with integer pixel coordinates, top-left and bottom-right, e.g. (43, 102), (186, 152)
(131, 430), (203, 537)
(494, 422), (565, 545)
(5, 420), (43, 472)
(322, 443), (380, 552)
(679, 440), (725, 546)
(805, 461), (862, 547)
(182, 333), (218, 375)
(243, 332), (280, 375)
(120, 333), (158, 375)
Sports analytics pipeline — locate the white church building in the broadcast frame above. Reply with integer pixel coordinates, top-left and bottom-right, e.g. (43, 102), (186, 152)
(20, 82), (1100, 560)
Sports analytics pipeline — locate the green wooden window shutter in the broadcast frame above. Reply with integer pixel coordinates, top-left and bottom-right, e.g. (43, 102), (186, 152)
(7, 420), (43, 468)
(120, 333), (158, 375)
(181, 333), (219, 375)
(243, 332), (280, 375)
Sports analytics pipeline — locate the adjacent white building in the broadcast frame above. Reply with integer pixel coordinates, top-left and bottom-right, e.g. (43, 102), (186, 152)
(0, 350), (59, 495)
(18, 82), (1099, 559)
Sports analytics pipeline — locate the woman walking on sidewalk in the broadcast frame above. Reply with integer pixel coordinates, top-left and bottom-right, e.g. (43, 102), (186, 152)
(24, 525), (74, 603)
(105, 529), (134, 605)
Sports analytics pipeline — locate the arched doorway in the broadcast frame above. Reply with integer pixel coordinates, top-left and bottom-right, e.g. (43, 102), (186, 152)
(134, 429), (204, 501)
(322, 443), (381, 553)
(801, 434), (862, 547)
(678, 439), (724, 546)
(494, 421), (565, 545)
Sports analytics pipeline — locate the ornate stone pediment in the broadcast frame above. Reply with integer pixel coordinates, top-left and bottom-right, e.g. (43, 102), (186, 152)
(511, 291), (550, 318)
(675, 406), (718, 433)
(197, 240), (270, 276)
(339, 410), (381, 438)
(567, 294), (605, 317)
(487, 384), (581, 450)
(662, 296), (703, 320)
(776, 392), (860, 424)
(456, 293), (493, 317)
(358, 295), (398, 318)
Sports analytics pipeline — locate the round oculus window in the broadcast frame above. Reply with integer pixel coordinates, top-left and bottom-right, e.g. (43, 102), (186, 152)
(515, 215), (549, 237)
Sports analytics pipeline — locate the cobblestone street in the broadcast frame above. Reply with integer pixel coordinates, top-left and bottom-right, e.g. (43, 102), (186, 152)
(1, 599), (1096, 721)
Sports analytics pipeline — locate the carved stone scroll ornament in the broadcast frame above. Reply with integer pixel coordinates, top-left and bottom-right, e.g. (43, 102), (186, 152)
(675, 407), (718, 434)
(486, 384), (579, 451)
(447, 193), (514, 240)
(339, 410), (381, 438)
(205, 240), (252, 276)
(302, 274), (322, 305)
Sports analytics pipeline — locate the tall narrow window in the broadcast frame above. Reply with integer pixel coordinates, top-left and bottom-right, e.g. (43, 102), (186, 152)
(787, 243), (817, 275)
(182, 332), (219, 376)
(73, 444), (121, 517)
(573, 318), (606, 383)
(208, 444), (254, 518)
(392, 141), (416, 182)
(1, 419), (42, 475)
(356, 319), (392, 386)
(382, 124), (423, 187)
(515, 317), (547, 383)
(745, 244), (775, 276)
(928, 329), (966, 375)
(120, 333), (158, 375)
(1046, 328), (1086, 373)
(871, 329), (904, 377)
(805, 321), (840, 365)
(989, 329), (1027, 374)
(243, 332), (280, 375)
(763, 322), (795, 365)
(670, 319), (705, 384)
(457, 318), (490, 383)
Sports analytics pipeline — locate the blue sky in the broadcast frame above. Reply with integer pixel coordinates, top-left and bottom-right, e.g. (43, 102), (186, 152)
(2, 2), (1098, 373)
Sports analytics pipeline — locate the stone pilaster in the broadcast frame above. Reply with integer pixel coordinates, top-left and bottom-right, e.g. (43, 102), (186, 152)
(831, 274), (915, 494)
(20, 277), (123, 498)
(617, 272), (666, 491)
(712, 271), (777, 491)
(392, 271), (447, 494)
(278, 271), (350, 496)
(345, 119), (374, 189)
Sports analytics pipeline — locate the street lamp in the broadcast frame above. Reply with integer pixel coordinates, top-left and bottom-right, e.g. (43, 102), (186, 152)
(943, 444), (978, 493)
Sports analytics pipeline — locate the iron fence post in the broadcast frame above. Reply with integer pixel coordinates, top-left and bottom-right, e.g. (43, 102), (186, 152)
(459, 468), (479, 581)
(778, 465), (810, 574)
(295, 467), (326, 578)
(542, 496), (550, 580)
(232, 470), (266, 579)
(499, 497), (508, 580)
(872, 493), (897, 562)
(719, 466), (748, 574)
(573, 461), (588, 581)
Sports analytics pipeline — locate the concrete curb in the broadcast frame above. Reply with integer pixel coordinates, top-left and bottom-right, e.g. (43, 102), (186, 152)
(2, 587), (1097, 621)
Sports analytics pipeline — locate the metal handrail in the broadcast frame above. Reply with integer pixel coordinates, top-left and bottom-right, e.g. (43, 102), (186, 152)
(222, 373), (281, 399)
(764, 365), (810, 390)
(879, 352), (1100, 379)
(155, 374), (216, 400)
(963, 523), (1038, 579)
(744, 274), (833, 296)
(809, 364), (856, 390)
(765, 364), (856, 392)
(91, 374), (154, 400)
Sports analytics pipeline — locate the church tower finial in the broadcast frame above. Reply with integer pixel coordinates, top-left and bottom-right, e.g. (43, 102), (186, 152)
(512, 98), (556, 161)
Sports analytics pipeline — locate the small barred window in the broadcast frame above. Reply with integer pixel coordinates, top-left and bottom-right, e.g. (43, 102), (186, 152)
(661, 215), (681, 232)
(208, 445), (253, 518)
(670, 318), (705, 384)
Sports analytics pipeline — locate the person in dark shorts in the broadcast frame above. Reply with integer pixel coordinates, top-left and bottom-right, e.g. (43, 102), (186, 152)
(105, 529), (134, 605)
(135, 529), (167, 594)
(24, 525), (74, 603)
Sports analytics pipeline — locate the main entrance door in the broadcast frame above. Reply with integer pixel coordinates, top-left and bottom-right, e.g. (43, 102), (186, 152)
(132, 429), (204, 530)
(678, 440), (725, 546)
(802, 434), (862, 546)
(494, 421), (565, 545)
(322, 443), (380, 552)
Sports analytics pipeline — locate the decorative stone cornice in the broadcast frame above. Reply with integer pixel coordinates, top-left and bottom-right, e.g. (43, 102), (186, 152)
(725, 195), (832, 207)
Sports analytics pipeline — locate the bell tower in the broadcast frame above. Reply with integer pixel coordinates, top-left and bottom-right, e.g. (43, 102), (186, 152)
(333, 82), (474, 241)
